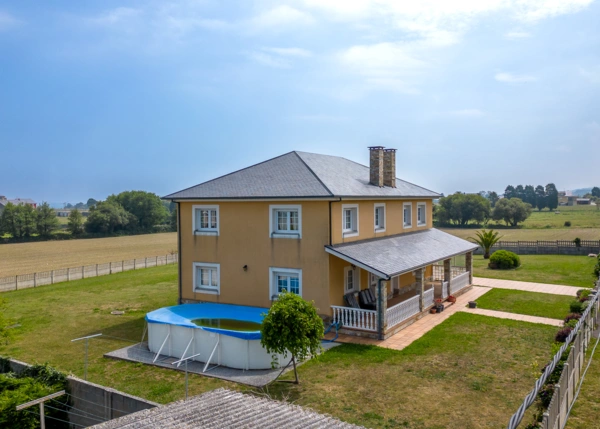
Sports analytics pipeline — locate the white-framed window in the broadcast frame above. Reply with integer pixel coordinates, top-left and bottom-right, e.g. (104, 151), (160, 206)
(344, 266), (360, 292)
(192, 205), (219, 235)
(269, 205), (302, 238)
(374, 203), (385, 232)
(369, 272), (379, 295)
(403, 203), (412, 228)
(417, 203), (427, 226)
(193, 262), (220, 295)
(342, 204), (359, 237)
(269, 267), (302, 298)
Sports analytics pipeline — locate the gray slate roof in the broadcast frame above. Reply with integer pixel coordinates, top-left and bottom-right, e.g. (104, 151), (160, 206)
(325, 228), (478, 278)
(90, 388), (363, 429)
(164, 151), (439, 200)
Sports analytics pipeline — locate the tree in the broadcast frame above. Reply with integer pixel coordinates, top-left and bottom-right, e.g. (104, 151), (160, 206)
(35, 202), (59, 237)
(170, 205), (178, 231)
(0, 203), (22, 238)
(524, 185), (536, 206)
(85, 201), (135, 233)
(74, 202), (86, 209)
(545, 183), (559, 211)
(20, 204), (36, 237)
(492, 198), (532, 227)
(0, 297), (12, 345)
(436, 193), (491, 226)
(86, 198), (98, 208)
(470, 229), (502, 259)
(64, 203), (73, 209)
(592, 187), (600, 198)
(67, 208), (85, 236)
(515, 185), (525, 201)
(535, 185), (547, 211)
(107, 191), (168, 230)
(260, 292), (324, 384)
(504, 185), (515, 199)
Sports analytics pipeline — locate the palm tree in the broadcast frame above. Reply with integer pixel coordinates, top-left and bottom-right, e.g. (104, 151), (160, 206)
(470, 229), (502, 259)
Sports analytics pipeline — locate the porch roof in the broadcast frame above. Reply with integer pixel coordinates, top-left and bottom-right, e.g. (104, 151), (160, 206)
(325, 228), (478, 279)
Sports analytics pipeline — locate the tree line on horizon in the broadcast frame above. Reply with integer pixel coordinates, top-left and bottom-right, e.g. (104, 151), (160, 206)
(0, 191), (176, 242)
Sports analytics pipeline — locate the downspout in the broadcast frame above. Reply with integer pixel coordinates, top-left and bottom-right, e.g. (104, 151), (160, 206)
(177, 202), (182, 305)
(377, 278), (385, 340)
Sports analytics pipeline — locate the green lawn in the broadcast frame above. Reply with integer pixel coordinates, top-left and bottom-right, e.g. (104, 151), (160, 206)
(267, 313), (556, 429)
(473, 255), (597, 287)
(566, 344), (600, 429)
(523, 205), (600, 229)
(1, 265), (561, 428)
(475, 289), (574, 319)
(0, 265), (233, 403)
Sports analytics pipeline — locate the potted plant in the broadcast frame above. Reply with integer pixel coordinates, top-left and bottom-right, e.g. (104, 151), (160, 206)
(430, 307), (437, 314)
(447, 295), (457, 303)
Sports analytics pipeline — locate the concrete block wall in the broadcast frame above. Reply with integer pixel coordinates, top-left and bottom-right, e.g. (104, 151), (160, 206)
(4, 358), (158, 428)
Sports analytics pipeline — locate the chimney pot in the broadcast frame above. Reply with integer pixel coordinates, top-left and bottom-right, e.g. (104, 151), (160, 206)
(368, 146), (385, 187)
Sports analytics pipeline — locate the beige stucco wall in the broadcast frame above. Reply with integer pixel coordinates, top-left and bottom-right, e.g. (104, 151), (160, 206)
(331, 199), (433, 245)
(179, 201), (331, 314)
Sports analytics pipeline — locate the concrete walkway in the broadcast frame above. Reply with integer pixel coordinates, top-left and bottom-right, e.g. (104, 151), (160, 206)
(330, 286), (490, 351)
(459, 307), (563, 326)
(473, 277), (580, 296)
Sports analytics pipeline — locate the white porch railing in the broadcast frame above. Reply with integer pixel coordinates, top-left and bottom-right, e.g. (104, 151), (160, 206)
(450, 271), (470, 295)
(442, 281), (449, 299)
(386, 295), (420, 329)
(451, 266), (467, 278)
(331, 306), (377, 332)
(424, 288), (435, 308)
(432, 265), (444, 281)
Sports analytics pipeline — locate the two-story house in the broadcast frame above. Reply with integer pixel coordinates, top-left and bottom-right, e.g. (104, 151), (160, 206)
(165, 147), (478, 340)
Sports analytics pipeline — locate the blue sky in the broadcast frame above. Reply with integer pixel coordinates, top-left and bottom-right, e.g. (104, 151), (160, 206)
(1, 0), (599, 204)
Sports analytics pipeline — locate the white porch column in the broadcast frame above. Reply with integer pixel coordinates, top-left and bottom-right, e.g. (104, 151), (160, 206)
(416, 268), (425, 311)
(466, 251), (473, 284)
(444, 258), (452, 296)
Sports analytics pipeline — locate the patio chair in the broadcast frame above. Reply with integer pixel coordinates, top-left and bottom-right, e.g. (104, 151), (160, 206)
(358, 289), (377, 310)
(343, 292), (360, 309)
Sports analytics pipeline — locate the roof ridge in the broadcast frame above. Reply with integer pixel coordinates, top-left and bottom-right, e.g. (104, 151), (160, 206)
(293, 152), (334, 196)
(162, 151), (297, 199)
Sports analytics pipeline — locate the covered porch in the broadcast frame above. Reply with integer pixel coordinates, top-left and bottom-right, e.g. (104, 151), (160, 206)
(325, 229), (478, 339)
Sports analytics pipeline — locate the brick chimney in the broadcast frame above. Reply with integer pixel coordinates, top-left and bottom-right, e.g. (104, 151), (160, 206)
(383, 149), (396, 188)
(368, 146), (384, 187)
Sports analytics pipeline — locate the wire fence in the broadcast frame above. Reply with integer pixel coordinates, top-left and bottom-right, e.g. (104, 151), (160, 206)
(474, 240), (600, 256)
(0, 253), (178, 292)
(506, 276), (600, 429)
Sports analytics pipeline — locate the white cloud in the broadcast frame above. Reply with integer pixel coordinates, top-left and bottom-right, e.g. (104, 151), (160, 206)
(513, 0), (594, 22)
(449, 109), (485, 117)
(0, 10), (21, 31)
(247, 5), (314, 33)
(495, 72), (537, 83)
(505, 31), (531, 39)
(579, 66), (600, 84)
(248, 46), (312, 68)
(88, 7), (142, 26)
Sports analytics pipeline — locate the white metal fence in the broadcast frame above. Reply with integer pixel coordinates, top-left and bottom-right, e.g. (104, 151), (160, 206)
(424, 287), (435, 308)
(331, 305), (377, 331)
(432, 264), (467, 281)
(0, 253), (179, 292)
(507, 279), (600, 429)
(386, 295), (420, 329)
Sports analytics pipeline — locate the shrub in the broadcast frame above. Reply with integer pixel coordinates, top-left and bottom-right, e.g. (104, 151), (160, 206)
(578, 289), (591, 302)
(570, 300), (584, 314)
(564, 221), (572, 227)
(489, 250), (521, 270)
(538, 383), (555, 408)
(565, 319), (578, 329)
(555, 327), (573, 343)
(564, 313), (582, 323)
(573, 237), (581, 247)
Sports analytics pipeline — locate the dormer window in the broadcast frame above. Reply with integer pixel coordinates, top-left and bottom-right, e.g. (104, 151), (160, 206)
(193, 205), (219, 235)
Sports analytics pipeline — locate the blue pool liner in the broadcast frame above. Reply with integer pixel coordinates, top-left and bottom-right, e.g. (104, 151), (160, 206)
(145, 303), (268, 340)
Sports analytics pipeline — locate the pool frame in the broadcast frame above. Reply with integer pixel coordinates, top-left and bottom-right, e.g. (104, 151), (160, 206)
(146, 304), (286, 371)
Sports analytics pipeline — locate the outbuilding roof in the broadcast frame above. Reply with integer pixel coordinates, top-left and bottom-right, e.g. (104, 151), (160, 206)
(325, 228), (478, 279)
(90, 388), (363, 429)
(164, 151), (439, 200)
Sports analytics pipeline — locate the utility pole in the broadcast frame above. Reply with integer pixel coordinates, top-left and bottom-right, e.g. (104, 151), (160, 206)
(17, 390), (66, 429)
(71, 333), (102, 380)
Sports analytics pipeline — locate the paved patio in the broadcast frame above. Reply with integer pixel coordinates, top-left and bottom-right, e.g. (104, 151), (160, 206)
(473, 277), (580, 296)
(460, 307), (563, 326)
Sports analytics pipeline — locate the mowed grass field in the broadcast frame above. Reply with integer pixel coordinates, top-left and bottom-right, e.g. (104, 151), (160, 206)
(522, 205), (600, 229)
(0, 265), (558, 428)
(0, 233), (177, 277)
(442, 227), (600, 241)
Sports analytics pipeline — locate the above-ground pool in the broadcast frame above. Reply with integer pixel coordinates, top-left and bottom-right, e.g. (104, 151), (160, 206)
(146, 303), (285, 370)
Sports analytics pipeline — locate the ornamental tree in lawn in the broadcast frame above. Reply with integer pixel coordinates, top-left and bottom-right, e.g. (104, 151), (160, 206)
(260, 292), (324, 384)
(470, 229), (502, 259)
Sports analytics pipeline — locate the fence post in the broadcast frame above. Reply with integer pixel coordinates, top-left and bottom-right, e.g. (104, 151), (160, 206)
(156, 256), (158, 266)
(541, 412), (549, 429)
(134, 259), (136, 270)
(82, 265), (85, 279)
(122, 260), (124, 271)
(34, 272), (37, 287)
(67, 268), (70, 281)
(96, 264), (98, 277)
(51, 270), (54, 284)
(145, 257), (147, 268)
(15, 275), (18, 290)
(110, 262), (112, 275)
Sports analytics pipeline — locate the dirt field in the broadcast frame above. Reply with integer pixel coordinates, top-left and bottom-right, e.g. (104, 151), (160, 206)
(441, 227), (600, 241)
(0, 233), (177, 277)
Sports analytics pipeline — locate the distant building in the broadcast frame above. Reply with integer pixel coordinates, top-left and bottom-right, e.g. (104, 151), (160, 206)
(577, 198), (591, 205)
(55, 208), (90, 217)
(559, 195), (578, 206)
(0, 196), (37, 209)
